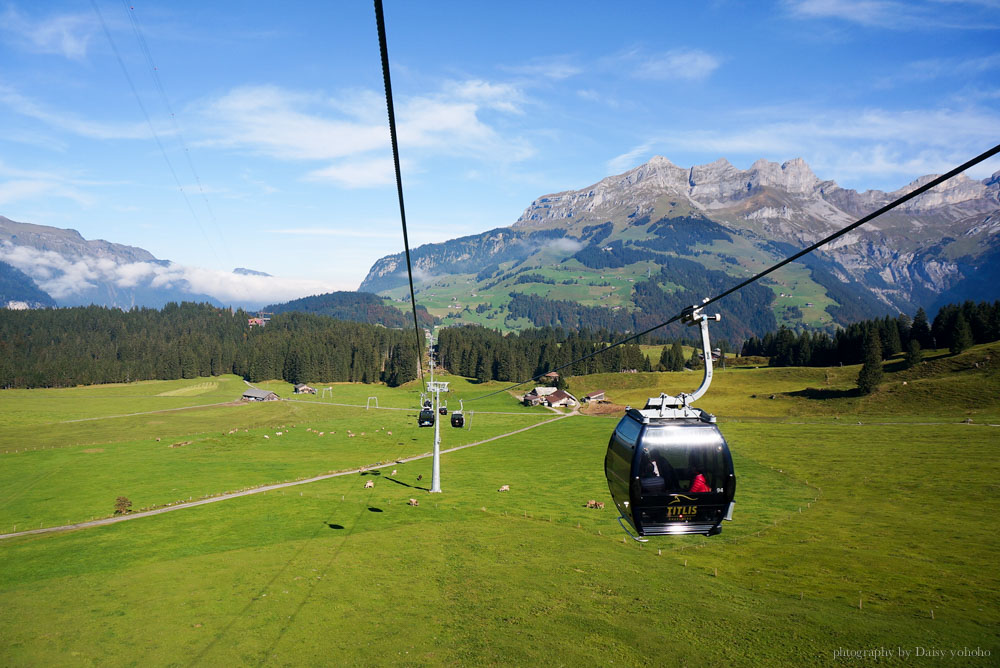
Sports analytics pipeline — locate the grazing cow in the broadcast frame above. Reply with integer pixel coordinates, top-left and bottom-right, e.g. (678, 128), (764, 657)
(387, 431), (392, 436)
(263, 435), (270, 440)
(319, 432), (325, 436)
(391, 469), (397, 476)
(276, 431), (283, 436)
(586, 500), (605, 509)
(364, 480), (374, 489)
(408, 498), (419, 506)
(498, 485), (510, 492)
(417, 474), (423, 481)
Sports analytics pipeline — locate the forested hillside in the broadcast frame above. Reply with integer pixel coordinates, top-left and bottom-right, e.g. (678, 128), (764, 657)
(0, 303), (420, 389)
(741, 301), (1000, 366)
(507, 259), (776, 341)
(265, 291), (435, 328)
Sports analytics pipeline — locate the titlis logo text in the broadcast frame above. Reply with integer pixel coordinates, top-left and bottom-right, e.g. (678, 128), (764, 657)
(668, 494), (697, 518)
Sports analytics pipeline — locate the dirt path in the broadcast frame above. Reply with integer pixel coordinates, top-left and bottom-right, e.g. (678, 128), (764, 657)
(0, 412), (573, 542)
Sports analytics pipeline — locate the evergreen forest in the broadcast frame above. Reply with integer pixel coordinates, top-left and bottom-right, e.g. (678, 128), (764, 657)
(740, 301), (1000, 367)
(0, 303), (420, 389)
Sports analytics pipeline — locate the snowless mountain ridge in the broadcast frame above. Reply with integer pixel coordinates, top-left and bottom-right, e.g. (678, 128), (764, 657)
(361, 156), (1000, 316)
(514, 156), (996, 230)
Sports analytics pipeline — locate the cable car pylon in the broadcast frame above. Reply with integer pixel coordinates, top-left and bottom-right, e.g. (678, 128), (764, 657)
(427, 353), (449, 494)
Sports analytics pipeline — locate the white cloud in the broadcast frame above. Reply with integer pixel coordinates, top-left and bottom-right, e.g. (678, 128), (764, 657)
(0, 8), (97, 60)
(543, 237), (585, 253)
(577, 89), (621, 108)
(177, 266), (346, 303)
(883, 53), (1000, 86)
(0, 241), (345, 304)
(0, 179), (93, 206)
(443, 80), (525, 114)
(787, 0), (902, 26)
(785, 0), (1000, 29)
(0, 84), (150, 140)
(198, 79), (534, 188)
(631, 48), (721, 81)
(200, 86), (386, 161)
(502, 57), (583, 81)
(607, 143), (656, 174)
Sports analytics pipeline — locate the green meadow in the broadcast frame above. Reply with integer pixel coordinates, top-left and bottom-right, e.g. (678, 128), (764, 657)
(1, 344), (998, 665)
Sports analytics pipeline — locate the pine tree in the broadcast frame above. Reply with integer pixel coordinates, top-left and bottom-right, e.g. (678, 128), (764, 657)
(856, 329), (883, 395)
(669, 341), (685, 371)
(904, 339), (923, 369)
(657, 345), (671, 372)
(911, 307), (931, 348)
(950, 313), (973, 355)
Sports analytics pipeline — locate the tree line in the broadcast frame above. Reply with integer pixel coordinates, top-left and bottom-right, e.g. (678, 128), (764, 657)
(436, 325), (651, 384)
(0, 302), (420, 389)
(740, 300), (1000, 368)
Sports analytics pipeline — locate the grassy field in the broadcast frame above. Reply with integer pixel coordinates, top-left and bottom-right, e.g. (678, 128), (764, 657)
(1, 345), (998, 665)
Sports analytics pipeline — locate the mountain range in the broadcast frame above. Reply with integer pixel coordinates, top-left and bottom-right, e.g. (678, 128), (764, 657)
(360, 156), (1000, 339)
(3, 156), (997, 340)
(0, 216), (221, 310)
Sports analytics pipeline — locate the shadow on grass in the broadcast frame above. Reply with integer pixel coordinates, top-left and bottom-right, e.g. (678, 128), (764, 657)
(327, 523), (344, 530)
(385, 477), (430, 492)
(785, 387), (860, 400)
(367, 507), (383, 513)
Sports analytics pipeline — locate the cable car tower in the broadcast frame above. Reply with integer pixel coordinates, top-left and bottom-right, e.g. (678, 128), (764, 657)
(426, 355), (449, 494)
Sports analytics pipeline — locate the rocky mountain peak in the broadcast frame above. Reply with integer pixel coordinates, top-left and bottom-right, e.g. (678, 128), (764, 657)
(891, 173), (990, 210)
(746, 157), (822, 194)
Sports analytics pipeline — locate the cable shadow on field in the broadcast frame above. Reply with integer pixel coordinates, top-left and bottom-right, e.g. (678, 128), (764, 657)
(191, 486), (376, 667)
(385, 477), (429, 492)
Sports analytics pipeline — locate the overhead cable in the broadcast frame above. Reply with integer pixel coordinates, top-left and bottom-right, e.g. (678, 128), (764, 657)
(374, 0), (425, 387)
(90, 0), (221, 265)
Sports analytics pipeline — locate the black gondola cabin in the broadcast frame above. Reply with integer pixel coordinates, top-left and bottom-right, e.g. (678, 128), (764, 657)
(450, 412), (464, 428)
(605, 404), (734, 536)
(418, 408), (435, 427)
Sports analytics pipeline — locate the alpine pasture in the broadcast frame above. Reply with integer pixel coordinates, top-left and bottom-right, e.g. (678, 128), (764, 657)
(1, 345), (998, 665)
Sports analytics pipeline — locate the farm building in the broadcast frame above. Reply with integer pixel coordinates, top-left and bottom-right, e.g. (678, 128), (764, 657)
(544, 390), (578, 408)
(293, 383), (316, 394)
(523, 386), (558, 406)
(542, 371), (559, 380)
(241, 389), (279, 401)
(582, 390), (606, 403)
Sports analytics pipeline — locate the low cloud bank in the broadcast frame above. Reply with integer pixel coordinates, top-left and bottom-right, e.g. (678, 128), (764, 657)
(0, 241), (345, 307)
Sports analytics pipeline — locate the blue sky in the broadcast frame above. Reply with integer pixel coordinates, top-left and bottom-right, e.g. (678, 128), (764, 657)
(1, 0), (998, 301)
